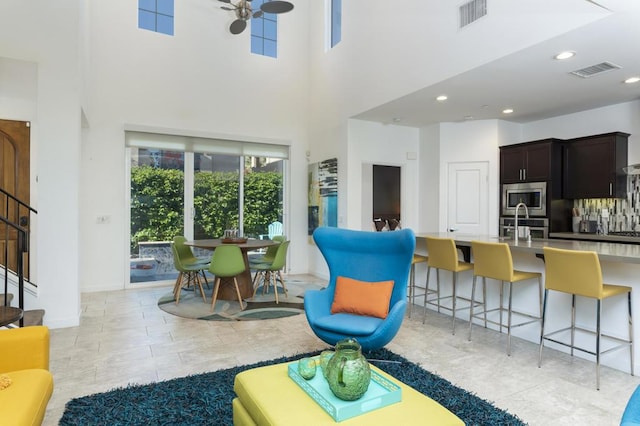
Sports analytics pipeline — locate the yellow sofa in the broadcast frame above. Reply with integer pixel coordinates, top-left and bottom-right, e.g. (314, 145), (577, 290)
(0, 326), (54, 426)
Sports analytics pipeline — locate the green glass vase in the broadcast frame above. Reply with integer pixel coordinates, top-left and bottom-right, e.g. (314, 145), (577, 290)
(325, 338), (371, 401)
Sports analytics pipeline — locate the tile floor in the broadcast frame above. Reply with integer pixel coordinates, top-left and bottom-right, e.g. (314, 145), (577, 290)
(43, 274), (639, 425)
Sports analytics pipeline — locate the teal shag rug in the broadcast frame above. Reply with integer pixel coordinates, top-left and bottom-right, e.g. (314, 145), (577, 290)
(59, 348), (525, 425)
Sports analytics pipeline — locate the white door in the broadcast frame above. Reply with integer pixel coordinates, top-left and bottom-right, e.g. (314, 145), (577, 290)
(447, 162), (489, 235)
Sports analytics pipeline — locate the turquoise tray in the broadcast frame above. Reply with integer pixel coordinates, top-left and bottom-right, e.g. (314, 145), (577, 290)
(287, 357), (402, 422)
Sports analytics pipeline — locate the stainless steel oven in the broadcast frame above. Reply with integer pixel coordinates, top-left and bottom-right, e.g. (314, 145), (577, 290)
(500, 217), (549, 240)
(501, 182), (547, 217)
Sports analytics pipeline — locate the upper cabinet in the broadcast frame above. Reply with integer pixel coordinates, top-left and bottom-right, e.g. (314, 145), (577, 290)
(500, 139), (562, 184)
(562, 132), (629, 199)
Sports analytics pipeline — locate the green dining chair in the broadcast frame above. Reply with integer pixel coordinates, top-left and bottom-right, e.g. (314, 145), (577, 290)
(173, 236), (210, 288)
(249, 235), (285, 266)
(252, 240), (290, 304)
(171, 243), (207, 304)
(209, 244), (247, 311)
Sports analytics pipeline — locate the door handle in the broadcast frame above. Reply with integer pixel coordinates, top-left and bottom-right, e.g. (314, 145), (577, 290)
(610, 183), (613, 196)
(523, 168), (526, 181)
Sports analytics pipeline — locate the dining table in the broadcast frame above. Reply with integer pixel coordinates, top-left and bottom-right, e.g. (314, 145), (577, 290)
(184, 238), (278, 300)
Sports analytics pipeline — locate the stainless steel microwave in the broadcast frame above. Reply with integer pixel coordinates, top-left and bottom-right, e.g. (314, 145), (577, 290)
(501, 182), (547, 217)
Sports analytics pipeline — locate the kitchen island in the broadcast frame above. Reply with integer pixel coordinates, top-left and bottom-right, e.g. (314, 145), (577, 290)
(550, 231), (640, 245)
(414, 232), (640, 375)
(417, 232), (640, 263)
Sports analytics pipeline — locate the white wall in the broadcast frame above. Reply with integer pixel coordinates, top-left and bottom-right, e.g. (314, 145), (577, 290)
(437, 120), (501, 235)
(306, 0), (606, 136)
(79, 0), (311, 293)
(522, 100), (640, 161)
(347, 120), (420, 231)
(0, 0), (82, 327)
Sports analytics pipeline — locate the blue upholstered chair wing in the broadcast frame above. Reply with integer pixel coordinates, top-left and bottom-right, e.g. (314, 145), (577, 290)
(304, 227), (415, 351)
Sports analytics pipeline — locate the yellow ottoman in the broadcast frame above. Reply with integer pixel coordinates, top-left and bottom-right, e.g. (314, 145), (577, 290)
(233, 362), (463, 425)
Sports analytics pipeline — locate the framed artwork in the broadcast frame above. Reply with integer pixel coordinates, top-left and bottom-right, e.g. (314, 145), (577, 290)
(308, 158), (338, 237)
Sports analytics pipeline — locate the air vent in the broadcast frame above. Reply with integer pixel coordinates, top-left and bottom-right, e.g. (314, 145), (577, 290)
(570, 62), (622, 78)
(459, 0), (487, 28)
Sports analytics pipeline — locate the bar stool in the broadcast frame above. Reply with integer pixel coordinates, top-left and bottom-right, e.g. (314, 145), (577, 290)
(422, 236), (474, 334)
(539, 246), (634, 390)
(407, 253), (428, 318)
(468, 240), (543, 356)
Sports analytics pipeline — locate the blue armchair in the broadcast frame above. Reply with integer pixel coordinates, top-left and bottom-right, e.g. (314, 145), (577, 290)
(304, 227), (415, 351)
(621, 385), (640, 425)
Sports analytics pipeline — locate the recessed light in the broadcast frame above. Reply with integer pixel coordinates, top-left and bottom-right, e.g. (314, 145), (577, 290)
(554, 51), (576, 60)
(502, 108), (514, 114)
(463, 115), (474, 120)
(392, 118), (402, 123)
(625, 76), (640, 84)
(436, 95), (448, 101)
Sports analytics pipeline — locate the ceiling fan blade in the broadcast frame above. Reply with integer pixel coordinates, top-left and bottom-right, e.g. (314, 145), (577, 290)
(218, 0), (232, 3)
(253, 10), (263, 19)
(230, 19), (247, 35)
(260, 1), (294, 14)
(221, 6), (236, 11)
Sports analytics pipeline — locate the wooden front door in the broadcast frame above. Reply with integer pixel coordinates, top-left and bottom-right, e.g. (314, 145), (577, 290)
(0, 119), (30, 277)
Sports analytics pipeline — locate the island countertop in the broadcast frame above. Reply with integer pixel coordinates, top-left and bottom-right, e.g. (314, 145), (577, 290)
(415, 232), (640, 264)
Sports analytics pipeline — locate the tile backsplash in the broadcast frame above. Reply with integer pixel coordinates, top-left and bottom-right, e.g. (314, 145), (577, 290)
(574, 175), (640, 232)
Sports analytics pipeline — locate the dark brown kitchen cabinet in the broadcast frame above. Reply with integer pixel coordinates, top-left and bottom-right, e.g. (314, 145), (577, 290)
(562, 132), (629, 199)
(500, 139), (560, 183)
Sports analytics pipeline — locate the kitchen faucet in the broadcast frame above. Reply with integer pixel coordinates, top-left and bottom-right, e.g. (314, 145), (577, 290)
(514, 202), (530, 242)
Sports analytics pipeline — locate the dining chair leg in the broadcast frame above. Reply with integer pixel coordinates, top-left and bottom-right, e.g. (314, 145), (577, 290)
(277, 271), (288, 298)
(272, 272), (279, 304)
(173, 272), (183, 302)
(200, 270), (210, 289)
(196, 273), (206, 303)
(233, 277), (244, 310)
(252, 271), (262, 296)
(211, 278), (221, 311)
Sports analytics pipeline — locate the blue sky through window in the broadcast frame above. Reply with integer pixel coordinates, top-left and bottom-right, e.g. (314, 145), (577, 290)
(331, 0), (342, 47)
(251, 0), (278, 58)
(139, 0), (174, 36)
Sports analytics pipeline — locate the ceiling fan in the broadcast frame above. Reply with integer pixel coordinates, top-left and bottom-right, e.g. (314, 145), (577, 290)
(218, 0), (294, 35)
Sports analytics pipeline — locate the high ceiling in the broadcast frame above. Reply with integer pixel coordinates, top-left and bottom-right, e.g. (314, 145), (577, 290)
(353, 0), (640, 127)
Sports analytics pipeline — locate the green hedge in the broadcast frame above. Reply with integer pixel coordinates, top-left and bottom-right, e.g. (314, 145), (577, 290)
(131, 166), (282, 252)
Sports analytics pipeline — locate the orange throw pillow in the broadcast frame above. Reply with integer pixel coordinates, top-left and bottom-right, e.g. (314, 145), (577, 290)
(331, 276), (394, 319)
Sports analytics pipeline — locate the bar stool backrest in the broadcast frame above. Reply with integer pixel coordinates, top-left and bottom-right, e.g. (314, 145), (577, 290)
(471, 241), (514, 281)
(425, 237), (460, 271)
(543, 247), (604, 299)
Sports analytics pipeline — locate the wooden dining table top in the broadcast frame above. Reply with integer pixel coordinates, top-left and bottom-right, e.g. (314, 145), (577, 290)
(184, 238), (278, 250)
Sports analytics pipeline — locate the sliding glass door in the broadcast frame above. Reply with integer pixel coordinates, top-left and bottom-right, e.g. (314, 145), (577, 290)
(127, 135), (287, 285)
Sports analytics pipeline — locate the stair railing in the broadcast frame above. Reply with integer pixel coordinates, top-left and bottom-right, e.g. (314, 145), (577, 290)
(0, 187), (37, 327)
(0, 216), (26, 318)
